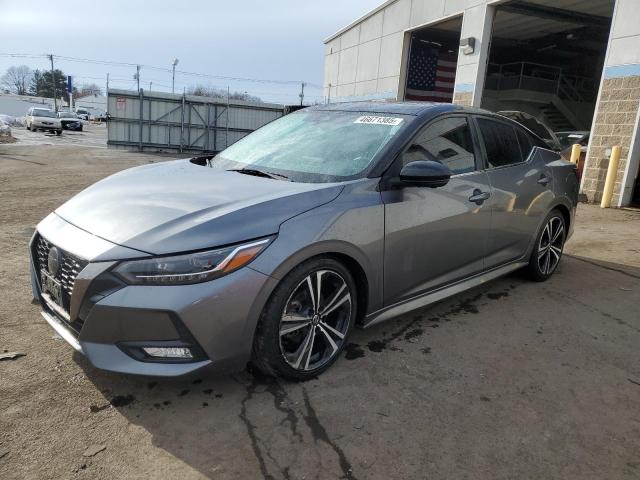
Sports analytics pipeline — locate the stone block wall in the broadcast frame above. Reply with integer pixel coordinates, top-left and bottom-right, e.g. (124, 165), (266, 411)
(582, 76), (640, 205)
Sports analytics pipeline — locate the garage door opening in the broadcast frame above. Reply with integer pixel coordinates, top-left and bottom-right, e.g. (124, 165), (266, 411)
(481, 0), (614, 136)
(402, 16), (462, 102)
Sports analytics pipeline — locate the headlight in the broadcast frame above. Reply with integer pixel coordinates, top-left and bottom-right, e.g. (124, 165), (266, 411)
(113, 238), (271, 285)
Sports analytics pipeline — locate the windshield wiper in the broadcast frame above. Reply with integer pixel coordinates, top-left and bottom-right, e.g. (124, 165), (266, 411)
(228, 168), (290, 181)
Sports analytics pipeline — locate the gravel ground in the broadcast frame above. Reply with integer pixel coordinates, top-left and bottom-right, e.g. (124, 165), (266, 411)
(9, 122), (107, 148)
(0, 142), (639, 480)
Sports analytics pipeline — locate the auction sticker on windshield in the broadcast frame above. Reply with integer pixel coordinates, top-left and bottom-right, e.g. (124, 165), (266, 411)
(354, 116), (403, 126)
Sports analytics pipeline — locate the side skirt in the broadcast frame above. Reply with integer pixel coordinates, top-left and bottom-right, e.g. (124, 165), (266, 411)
(363, 261), (528, 328)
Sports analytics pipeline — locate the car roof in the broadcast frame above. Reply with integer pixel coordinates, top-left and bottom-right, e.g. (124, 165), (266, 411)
(304, 101), (490, 118)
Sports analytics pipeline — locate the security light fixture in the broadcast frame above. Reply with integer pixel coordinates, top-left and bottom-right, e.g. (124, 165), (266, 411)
(460, 37), (475, 55)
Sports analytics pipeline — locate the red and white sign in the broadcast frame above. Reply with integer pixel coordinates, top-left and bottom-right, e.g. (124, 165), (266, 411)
(116, 97), (126, 110)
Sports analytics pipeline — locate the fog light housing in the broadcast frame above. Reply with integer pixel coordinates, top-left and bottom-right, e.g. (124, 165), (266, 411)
(142, 347), (193, 359)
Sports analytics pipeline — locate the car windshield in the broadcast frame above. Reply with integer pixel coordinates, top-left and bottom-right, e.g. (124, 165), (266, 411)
(58, 112), (76, 118)
(212, 110), (411, 182)
(33, 109), (56, 118)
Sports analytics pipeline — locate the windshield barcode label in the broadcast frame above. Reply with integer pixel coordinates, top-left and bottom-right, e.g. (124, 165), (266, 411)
(354, 116), (403, 126)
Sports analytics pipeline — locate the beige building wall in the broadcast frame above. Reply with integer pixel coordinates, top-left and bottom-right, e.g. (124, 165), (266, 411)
(324, 0), (640, 206)
(323, 0), (495, 106)
(581, 0), (640, 206)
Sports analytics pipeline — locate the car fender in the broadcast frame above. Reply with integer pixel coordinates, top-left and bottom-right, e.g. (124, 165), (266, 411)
(523, 196), (574, 259)
(249, 179), (385, 316)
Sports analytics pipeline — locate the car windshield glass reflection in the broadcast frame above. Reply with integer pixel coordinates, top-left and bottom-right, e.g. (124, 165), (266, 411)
(213, 111), (411, 182)
(33, 109), (56, 118)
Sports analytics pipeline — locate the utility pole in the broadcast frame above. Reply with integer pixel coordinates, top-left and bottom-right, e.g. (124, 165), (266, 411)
(48, 54), (57, 111)
(299, 82), (306, 106)
(327, 83), (331, 104)
(172, 58), (179, 94)
(226, 86), (230, 148)
(135, 65), (140, 92)
(149, 81), (153, 91)
(106, 73), (109, 116)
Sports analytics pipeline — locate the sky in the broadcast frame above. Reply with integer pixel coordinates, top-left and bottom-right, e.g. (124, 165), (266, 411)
(0, 0), (382, 104)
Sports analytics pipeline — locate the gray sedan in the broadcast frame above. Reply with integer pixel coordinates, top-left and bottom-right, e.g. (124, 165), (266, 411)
(30, 102), (578, 380)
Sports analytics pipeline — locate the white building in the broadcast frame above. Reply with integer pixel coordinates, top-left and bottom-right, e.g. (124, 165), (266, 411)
(324, 0), (640, 207)
(75, 93), (107, 114)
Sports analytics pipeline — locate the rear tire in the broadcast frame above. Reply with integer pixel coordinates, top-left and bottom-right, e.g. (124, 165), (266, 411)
(526, 209), (566, 282)
(251, 257), (357, 381)
(56, 130), (62, 136)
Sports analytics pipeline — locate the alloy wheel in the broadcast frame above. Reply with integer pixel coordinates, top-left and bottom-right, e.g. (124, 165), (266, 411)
(279, 269), (352, 371)
(537, 216), (564, 275)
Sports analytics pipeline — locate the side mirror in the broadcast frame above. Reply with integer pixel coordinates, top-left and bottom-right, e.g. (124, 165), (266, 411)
(399, 160), (452, 188)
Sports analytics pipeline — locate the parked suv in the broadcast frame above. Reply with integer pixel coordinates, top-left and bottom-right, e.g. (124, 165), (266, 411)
(75, 108), (90, 121)
(26, 107), (62, 135)
(57, 111), (83, 131)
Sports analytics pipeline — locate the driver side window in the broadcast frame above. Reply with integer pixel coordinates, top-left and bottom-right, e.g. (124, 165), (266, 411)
(403, 117), (476, 175)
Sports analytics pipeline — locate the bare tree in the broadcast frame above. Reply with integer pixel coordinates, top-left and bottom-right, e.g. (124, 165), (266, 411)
(76, 83), (103, 98)
(1, 65), (33, 95)
(186, 84), (262, 103)
(187, 85), (220, 98)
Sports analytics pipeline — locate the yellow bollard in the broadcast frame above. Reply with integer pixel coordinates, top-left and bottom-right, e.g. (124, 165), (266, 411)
(570, 144), (581, 165)
(600, 146), (621, 208)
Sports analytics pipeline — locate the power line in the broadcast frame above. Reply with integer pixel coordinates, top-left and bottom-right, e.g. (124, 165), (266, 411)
(0, 53), (46, 59)
(0, 53), (325, 103)
(68, 74), (314, 97)
(0, 52), (322, 88)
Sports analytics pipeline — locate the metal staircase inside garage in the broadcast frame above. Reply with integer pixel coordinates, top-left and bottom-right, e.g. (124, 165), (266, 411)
(540, 103), (574, 131)
(484, 62), (597, 131)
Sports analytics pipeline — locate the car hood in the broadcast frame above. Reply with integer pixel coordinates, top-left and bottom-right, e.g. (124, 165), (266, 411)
(55, 159), (343, 255)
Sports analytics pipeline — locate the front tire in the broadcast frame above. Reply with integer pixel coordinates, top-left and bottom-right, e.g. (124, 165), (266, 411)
(252, 257), (357, 381)
(526, 209), (566, 281)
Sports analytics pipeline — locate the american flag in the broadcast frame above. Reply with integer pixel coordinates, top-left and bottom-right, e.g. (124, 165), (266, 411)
(405, 39), (456, 102)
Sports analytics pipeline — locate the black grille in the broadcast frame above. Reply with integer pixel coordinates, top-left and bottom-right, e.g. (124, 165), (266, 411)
(34, 234), (89, 318)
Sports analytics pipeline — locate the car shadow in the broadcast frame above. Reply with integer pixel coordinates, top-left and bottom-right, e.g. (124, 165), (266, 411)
(75, 256), (640, 479)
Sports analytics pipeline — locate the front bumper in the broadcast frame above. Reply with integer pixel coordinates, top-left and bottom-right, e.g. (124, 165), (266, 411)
(32, 121), (60, 129)
(30, 218), (277, 377)
(61, 121), (82, 130)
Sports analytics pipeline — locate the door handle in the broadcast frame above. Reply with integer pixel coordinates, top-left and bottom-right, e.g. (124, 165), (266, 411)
(469, 189), (490, 205)
(537, 174), (550, 186)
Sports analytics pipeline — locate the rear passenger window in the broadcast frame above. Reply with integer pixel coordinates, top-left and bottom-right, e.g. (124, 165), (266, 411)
(516, 129), (535, 161)
(477, 118), (523, 168)
(404, 117), (476, 175)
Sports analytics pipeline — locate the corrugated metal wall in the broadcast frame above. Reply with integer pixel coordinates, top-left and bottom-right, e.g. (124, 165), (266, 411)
(107, 89), (285, 153)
